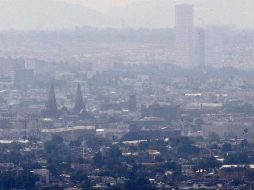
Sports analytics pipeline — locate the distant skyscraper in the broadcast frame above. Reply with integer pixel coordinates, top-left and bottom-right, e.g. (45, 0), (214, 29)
(73, 83), (85, 114)
(175, 4), (194, 66)
(129, 95), (137, 112)
(44, 84), (58, 118)
(194, 28), (206, 66)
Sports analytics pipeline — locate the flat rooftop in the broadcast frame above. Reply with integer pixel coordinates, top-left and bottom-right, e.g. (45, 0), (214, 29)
(41, 125), (96, 133)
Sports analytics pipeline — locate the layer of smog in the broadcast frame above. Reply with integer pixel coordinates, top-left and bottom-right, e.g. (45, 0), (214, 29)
(0, 1), (253, 189)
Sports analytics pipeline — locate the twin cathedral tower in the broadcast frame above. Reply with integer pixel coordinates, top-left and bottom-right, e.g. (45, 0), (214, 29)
(43, 83), (86, 118)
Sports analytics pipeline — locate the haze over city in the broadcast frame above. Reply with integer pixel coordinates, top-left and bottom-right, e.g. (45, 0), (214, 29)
(0, 1), (254, 189)
(0, 0), (254, 30)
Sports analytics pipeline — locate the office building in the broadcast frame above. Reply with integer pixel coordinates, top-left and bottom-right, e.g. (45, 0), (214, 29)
(175, 4), (194, 66)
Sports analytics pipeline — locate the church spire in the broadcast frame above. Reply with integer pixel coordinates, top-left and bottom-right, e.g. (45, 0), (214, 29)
(73, 83), (85, 114)
(44, 84), (58, 117)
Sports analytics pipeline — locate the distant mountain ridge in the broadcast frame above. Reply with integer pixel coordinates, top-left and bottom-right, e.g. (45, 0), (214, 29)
(108, 0), (174, 28)
(0, 0), (117, 30)
(0, 0), (253, 30)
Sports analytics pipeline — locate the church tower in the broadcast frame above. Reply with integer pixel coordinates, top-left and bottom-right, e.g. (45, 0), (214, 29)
(44, 84), (58, 118)
(73, 83), (85, 114)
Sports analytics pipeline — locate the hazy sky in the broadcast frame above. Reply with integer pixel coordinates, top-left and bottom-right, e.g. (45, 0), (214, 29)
(61, 0), (254, 28)
(0, 0), (253, 30)
(62, 0), (128, 12)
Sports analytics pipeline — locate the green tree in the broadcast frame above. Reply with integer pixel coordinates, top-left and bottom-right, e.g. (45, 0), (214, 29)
(222, 143), (232, 152)
(224, 153), (250, 164)
(195, 157), (222, 171)
(208, 132), (220, 142)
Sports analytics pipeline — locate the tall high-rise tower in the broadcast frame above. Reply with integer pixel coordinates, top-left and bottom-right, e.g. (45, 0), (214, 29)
(73, 83), (85, 114)
(175, 4), (194, 66)
(194, 28), (206, 66)
(44, 84), (58, 117)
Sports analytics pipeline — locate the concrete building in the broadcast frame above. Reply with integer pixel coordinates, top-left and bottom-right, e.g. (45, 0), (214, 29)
(175, 4), (194, 67)
(194, 28), (206, 66)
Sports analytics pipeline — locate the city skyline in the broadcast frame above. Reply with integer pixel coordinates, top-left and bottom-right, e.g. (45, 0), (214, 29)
(0, 1), (254, 189)
(0, 0), (253, 30)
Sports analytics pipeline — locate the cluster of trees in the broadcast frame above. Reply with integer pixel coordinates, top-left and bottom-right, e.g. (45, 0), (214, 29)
(0, 171), (37, 190)
(3, 132), (254, 190)
(170, 137), (201, 158)
(44, 135), (77, 175)
(109, 177), (156, 190)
